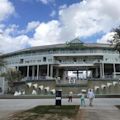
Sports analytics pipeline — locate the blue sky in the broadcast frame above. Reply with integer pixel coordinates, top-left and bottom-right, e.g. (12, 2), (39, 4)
(6, 0), (80, 30)
(0, 0), (120, 53)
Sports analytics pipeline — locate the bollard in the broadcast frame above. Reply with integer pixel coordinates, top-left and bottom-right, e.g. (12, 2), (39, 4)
(55, 90), (62, 106)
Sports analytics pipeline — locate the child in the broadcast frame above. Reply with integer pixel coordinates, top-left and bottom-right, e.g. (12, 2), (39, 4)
(80, 90), (86, 107)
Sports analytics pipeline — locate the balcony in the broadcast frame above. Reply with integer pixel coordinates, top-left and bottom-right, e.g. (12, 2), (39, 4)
(54, 61), (98, 67)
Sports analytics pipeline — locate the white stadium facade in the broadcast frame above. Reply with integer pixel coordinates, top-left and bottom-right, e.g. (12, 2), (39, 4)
(0, 38), (120, 95)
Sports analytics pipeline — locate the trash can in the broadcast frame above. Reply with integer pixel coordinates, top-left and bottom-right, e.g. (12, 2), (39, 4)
(55, 90), (62, 106)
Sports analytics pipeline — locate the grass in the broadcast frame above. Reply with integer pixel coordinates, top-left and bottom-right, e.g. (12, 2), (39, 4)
(116, 105), (120, 109)
(10, 105), (79, 120)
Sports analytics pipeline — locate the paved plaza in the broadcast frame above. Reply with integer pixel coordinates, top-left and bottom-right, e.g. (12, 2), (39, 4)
(0, 98), (120, 120)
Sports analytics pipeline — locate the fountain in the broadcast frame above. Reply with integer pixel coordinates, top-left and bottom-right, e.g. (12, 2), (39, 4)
(27, 83), (32, 88)
(32, 89), (37, 95)
(113, 81), (118, 86)
(107, 83), (112, 87)
(101, 84), (106, 89)
(38, 85), (44, 90)
(101, 84), (107, 94)
(33, 83), (38, 89)
(44, 86), (49, 94)
(50, 89), (55, 94)
(94, 86), (100, 94)
(22, 90), (25, 95)
(14, 91), (21, 96)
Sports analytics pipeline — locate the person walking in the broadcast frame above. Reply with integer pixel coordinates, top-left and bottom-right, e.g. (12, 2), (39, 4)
(80, 91), (86, 107)
(68, 91), (73, 102)
(87, 89), (95, 106)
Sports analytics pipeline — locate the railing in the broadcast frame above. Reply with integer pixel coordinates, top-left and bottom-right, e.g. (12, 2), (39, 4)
(8, 49), (118, 59)
(40, 50), (116, 54)
(21, 76), (54, 81)
(56, 79), (88, 85)
(54, 61), (101, 66)
(55, 61), (98, 64)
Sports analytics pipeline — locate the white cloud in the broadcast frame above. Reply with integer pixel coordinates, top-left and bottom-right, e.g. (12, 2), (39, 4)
(58, 0), (120, 38)
(29, 0), (120, 46)
(26, 21), (40, 32)
(97, 32), (116, 44)
(17, 21), (40, 34)
(59, 4), (67, 9)
(4, 24), (19, 35)
(0, 0), (15, 21)
(29, 20), (61, 46)
(2, 0), (120, 53)
(50, 10), (56, 17)
(0, 33), (30, 53)
(37, 0), (54, 4)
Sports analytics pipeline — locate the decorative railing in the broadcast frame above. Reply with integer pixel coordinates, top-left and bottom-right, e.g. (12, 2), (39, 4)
(56, 79), (88, 85)
(21, 76), (54, 81)
(54, 60), (99, 65)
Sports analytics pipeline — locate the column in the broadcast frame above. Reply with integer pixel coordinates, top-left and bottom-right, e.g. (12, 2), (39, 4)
(86, 68), (88, 79)
(63, 71), (68, 80)
(37, 65), (39, 80)
(113, 64), (116, 78)
(32, 66), (35, 79)
(27, 66), (29, 78)
(95, 67), (98, 78)
(100, 64), (102, 78)
(16, 66), (19, 71)
(86, 70), (89, 79)
(50, 65), (53, 77)
(77, 70), (79, 80)
(102, 63), (104, 78)
(56, 68), (59, 77)
(47, 64), (49, 77)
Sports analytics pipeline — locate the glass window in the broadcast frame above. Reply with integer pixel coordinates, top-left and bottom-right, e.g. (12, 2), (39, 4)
(43, 57), (46, 62)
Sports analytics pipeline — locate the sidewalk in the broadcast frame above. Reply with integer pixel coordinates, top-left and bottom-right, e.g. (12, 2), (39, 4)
(0, 98), (120, 120)
(79, 100), (120, 120)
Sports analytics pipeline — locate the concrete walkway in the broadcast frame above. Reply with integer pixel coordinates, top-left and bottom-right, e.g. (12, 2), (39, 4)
(0, 98), (120, 120)
(79, 99), (120, 120)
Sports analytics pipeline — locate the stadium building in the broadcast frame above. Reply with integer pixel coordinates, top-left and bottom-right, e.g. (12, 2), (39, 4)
(0, 38), (120, 95)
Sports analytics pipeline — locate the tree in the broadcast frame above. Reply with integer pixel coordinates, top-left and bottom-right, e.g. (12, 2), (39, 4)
(0, 53), (6, 67)
(1, 68), (23, 93)
(112, 26), (120, 52)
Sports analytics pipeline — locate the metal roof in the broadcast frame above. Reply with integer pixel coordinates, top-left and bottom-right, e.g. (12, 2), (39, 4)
(1, 42), (114, 57)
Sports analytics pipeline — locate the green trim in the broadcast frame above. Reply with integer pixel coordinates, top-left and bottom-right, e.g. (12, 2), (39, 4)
(65, 42), (86, 50)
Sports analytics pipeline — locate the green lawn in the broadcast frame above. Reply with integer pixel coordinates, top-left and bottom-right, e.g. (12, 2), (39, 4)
(10, 105), (80, 120)
(116, 105), (120, 110)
